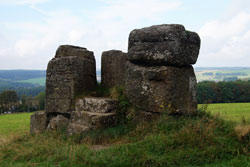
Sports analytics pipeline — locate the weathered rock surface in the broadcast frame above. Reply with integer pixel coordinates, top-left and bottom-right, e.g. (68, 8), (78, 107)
(101, 50), (128, 88)
(30, 111), (47, 134)
(75, 97), (118, 113)
(55, 45), (94, 59)
(70, 111), (116, 129)
(47, 115), (70, 131)
(67, 97), (118, 135)
(128, 24), (200, 66)
(125, 62), (197, 114)
(46, 45), (97, 113)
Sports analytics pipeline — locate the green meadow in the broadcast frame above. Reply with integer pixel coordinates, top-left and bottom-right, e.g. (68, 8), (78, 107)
(0, 112), (32, 137)
(199, 103), (250, 123)
(0, 104), (249, 167)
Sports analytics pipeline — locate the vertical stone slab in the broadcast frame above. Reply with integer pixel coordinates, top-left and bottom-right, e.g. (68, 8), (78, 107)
(46, 45), (97, 114)
(125, 62), (197, 114)
(101, 50), (128, 88)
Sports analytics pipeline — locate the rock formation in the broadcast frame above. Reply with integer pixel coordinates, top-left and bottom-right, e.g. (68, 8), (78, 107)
(101, 50), (128, 88)
(30, 24), (201, 135)
(31, 45), (118, 135)
(125, 24), (200, 114)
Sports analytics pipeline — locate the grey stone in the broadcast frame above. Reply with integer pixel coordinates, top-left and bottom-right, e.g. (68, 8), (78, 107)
(66, 97), (118, 135)
(55, 45), (95, 59)
(125, 61), (197, 114)
(47, 115), (70, 131)
(30, 111), (47, 134)
(70, 111), (116, 129)
(101, 50), (128, 88)
(128, 24), (200, 66)
(75, 97), (118, 113)
(46, 45), (97, 113)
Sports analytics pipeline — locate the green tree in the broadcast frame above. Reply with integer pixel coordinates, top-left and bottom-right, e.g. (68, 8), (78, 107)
(35, 92), (45, 110)
(197, 80), (250, 104)
(0, 90), (18, 105)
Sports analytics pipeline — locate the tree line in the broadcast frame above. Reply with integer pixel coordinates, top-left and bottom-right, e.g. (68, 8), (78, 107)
(1, 80), (250, 113)
(197, 80), (250, 104)
(0, 90), (45, 114)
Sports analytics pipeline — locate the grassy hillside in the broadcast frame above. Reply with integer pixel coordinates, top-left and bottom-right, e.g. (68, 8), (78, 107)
(0, 80), (34, 90)
(18, 77), (46, 86)
(0, 70), (46, 96)
(0, 104), (249, 167)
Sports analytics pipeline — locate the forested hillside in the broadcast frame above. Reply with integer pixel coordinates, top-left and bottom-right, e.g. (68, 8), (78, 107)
(0, 70), (46, 97)
(0, 70), (45, 80)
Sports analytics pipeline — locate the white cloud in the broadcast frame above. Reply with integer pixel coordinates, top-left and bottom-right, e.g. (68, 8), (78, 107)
(0, 0), (182, 69)
(95, 0), (181, 22)
(197, 9), (250, 67)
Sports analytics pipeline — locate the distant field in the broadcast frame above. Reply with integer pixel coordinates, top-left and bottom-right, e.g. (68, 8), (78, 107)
(195, 67), (250, 82)
(198, 103), (250, 123)
(18, 77), (46, 86)
(0, 112), (33, 137)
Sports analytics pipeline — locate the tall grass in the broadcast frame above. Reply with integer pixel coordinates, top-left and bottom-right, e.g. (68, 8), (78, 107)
(0, 109), (249, 167)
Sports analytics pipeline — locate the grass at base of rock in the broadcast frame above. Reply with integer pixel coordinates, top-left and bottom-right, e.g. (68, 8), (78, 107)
(0, 109), (249, 167)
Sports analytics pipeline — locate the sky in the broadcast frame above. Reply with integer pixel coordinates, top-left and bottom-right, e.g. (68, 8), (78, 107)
(0, 0), (250, 70)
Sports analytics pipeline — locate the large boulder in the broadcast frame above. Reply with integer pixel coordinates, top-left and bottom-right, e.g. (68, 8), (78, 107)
(30, 111), (47, 134)
(46, 45), (97, 114)
(101, 50), (128, 88)
(128, 24), (200, 66)
(70, 111), (116, 129)
(67, 111), (116, 135)
(125, 62), (197, 114)
(68, 97), (118, 135)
